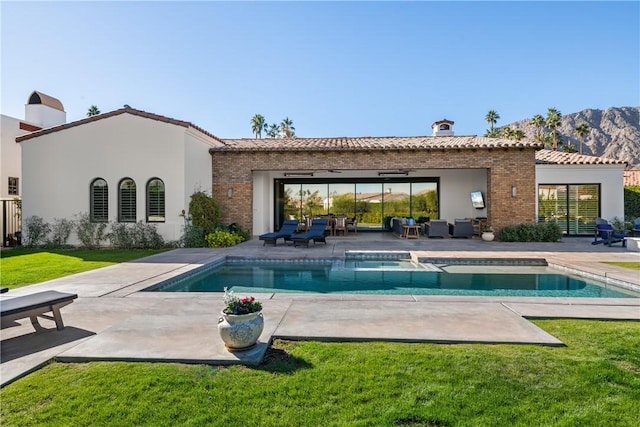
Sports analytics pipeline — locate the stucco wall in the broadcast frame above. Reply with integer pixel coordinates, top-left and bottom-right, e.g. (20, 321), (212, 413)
(1, 115), (24, 200)
(20, 114), (214, 245)
(212, 148), (537, 235)
(536, 164), (625, 221)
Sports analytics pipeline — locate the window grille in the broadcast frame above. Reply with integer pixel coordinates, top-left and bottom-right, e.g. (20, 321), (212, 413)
(146, 178), (165, 222)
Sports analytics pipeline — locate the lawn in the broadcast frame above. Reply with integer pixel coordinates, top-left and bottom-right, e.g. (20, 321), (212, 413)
(604, 261), (640, 271)
(0, 248), (164, 289)
(1, 320), (639, 426)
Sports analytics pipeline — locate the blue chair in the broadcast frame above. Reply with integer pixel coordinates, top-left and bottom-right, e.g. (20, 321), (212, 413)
(291, 219), (329, 247)
(258, 220), (299, 246)
(633, 217), (640, 236)
(593, 223), (627, 247)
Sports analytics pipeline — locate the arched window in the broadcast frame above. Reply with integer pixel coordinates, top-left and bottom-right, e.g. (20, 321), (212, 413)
(146, 178), (165, 222)
(439, 124), (450, 130)
(90, 178), (108, 223)
(118, 178), (137, 222)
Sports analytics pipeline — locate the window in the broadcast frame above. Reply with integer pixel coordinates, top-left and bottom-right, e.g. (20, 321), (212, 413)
(8, 177), (18, 195)
(439, 124), (450, 130)
(146, 178), (165, 222)
(118, 178), (137, 222)
(90, 178), (108, 222)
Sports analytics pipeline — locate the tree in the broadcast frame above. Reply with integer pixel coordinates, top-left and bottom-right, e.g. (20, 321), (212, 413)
(574, 122), (590, 155)
(250, 114), (267, 139)
(530, 114), (545, 143)
(500, 126), (514, 139)
(511, 129), (525, 141)
(485, 110), (500, 133)
(87, 105), (101, 117)
(280, 117), (295, 138)
(266, 123), (280, 138)
(545, 108), (562, 151)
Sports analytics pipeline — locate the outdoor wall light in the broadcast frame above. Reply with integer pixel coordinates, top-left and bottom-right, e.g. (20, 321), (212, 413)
(511, 185), (517, 198)
(284, 172), (314, 177)
(227, 187), (233, 198)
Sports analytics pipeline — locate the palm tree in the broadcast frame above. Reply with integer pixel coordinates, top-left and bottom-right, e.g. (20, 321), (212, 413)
(485, 110), (500, 133)
(266, 123), (280, 138)
(545, 108), (562, 151)
(574, 123), (590, 155)
(280, 117), (295, 138)
(250, 114), (267, 139)
(530, 114), (545, 142)
(512, 129), (525, 141)
(500, 126), (514, 139)
(87, 105), (101, 117)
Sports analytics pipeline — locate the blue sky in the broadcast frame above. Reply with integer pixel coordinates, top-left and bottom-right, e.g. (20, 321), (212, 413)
(2, 1), (638, 138)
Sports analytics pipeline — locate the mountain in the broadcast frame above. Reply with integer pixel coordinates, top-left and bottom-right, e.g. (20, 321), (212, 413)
(506, 106), (640, 167)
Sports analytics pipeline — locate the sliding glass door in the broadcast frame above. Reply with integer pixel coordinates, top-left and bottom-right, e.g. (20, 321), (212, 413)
(276, 178), (439, 231)
(538, 184), (600, 235)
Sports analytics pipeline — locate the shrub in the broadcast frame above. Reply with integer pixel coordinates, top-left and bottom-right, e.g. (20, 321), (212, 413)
(189, 191), (221, 236)
(131, 221), (165, 249)
(181, 223), (207, 248)
(47, 218), (75, 248)
(205, 230), (245, 248)
(23, 216), (50, 247)
(497, 222), (561, 242)
(624, 185), (640, 218)
(107, 221), (165, 249)
(75, 212), (107, 249)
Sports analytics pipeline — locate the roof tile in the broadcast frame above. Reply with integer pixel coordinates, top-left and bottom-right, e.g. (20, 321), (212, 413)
(534, 150), (626, 165)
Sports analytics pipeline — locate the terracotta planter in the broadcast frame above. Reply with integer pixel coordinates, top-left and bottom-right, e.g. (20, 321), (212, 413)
(481, 232), (495, 242)
(217, 311), (264, 351)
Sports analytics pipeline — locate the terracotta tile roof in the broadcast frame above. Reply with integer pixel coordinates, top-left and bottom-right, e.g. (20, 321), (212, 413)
(535, 150), (626, 165)
(15, 107), (225, 144)
(214, 136), (542, 152)
(624, 169), (640, 186)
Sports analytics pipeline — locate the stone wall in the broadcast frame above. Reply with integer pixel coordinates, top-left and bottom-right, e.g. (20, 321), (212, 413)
(211, 147), (537, 233)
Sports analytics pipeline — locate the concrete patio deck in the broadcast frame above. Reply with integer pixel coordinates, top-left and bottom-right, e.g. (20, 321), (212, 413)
(2, 234), (639, 387)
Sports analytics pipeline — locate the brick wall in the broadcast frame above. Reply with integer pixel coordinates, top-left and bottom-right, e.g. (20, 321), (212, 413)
(211, 148), (537, 233)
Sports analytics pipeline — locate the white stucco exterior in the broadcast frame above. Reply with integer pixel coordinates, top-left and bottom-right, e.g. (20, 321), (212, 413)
(20, 112), (221, 245)
(1, 115), (25, 200)
(535, 164), (625, 221)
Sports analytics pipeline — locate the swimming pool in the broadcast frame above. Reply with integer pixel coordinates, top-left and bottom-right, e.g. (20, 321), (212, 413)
(143, 259), (637, 298)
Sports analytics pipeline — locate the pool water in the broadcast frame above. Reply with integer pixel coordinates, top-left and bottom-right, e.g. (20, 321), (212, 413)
(144, 260), (636, 298)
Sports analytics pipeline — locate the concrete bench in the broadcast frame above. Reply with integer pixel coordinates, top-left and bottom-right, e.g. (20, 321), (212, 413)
(1, 291), (77, 331)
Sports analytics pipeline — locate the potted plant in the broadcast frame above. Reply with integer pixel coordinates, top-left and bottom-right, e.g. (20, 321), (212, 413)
(481, 225), (495, 241)
(217, 287), (264, 351)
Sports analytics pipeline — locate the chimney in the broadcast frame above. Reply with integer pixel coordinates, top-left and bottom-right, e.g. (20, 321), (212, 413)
(25, 91), (66, 128)
(431, 119), (454, 136)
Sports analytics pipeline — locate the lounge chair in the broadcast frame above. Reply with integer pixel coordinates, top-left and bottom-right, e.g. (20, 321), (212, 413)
(258, 220), (299, 245)
(424, 220), (448, 238)
(448, 219), (474, 238)
(592, 223), (626, 247)
(1, 290), (77, 331)
(291, 219), (329, 247)
(633, 217), (640, 236)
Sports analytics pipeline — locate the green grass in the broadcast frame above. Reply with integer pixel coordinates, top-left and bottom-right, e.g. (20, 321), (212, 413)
(1, 320), (639, 426)
(0, 248), (164, 289)
(604, 261), (640, 271)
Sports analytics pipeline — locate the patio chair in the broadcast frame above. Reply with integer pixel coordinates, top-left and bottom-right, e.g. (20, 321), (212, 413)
(334, 216), (347, 236)
(424, 220), (448, 238)
(291, 218), (329, 247)
(347, 217), (358, 234)
(448, 219), (474, 238)
(258, 220), (299, 245)
(592, 223), (627, 247)
(1, 290), (77, 332)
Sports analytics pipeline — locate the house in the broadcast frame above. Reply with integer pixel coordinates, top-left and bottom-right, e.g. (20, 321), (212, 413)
(0, 91), (66, 245)
(8, 92), (626, 246)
